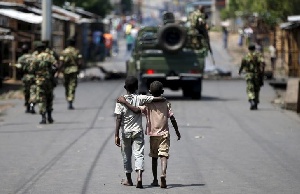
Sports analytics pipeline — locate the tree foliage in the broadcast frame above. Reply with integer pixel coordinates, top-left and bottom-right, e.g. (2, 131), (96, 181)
(53, 0), (112, 17)
(120, 0), (133, 15)
(221, 0), (300, 25)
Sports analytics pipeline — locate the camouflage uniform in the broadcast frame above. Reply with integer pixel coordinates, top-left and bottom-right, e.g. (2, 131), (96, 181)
(31, 50), (57, 123)
(17, 53), (35, 111)
(188, 9), (209, 50)
(59, 46), (82, 109)
(189, 9), (206, 35)
(239, 50), (265, 109)
(28, 51), (40, 110)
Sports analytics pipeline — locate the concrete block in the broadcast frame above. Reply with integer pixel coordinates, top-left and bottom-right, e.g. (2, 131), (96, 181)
(284, 78), (300, 111)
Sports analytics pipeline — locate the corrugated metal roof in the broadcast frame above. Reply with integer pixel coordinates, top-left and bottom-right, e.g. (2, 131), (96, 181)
(52, 5), (81, 21)
(0, 2), (25, 8)
(27, 6), (70, 21)
(0, 27), (10, 34)
(280, 22), (300, 30)
(0, 9), (42, 24)
(0, 27), (13, 40)
(52, 6), (99, 24)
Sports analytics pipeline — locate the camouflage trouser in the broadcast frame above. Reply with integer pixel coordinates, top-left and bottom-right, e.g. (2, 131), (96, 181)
(187, 31), (208, 50)
(246, 78), (260, 102)
(64, 73), (78, 102)
(22, 82), (31, 106)
(29, 84), (37, 104)
(36, 81), (54, 114)
(22, 75), (36, 105)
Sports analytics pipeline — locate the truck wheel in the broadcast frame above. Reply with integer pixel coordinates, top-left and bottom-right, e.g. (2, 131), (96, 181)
(191, 91), (201, 99)
(157, 23), (187, 53)
(183, 89), (191, 98)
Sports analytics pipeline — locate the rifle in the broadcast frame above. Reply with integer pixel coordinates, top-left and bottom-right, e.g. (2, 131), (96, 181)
(207, 40), (215, 66)
(197, 27), (215, 65)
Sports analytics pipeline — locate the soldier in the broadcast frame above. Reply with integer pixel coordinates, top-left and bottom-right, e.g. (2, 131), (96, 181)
(239, 44), (265, 110)
(189, 5), (208, 35)
(188, 5), (213, 60)
(162, 11), (175, 25)
(16, 44), (35, 113)
(59, 38), (82, 110)
(30, 42), (58, 124)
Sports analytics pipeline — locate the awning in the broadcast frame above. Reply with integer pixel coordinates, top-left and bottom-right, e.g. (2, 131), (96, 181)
(26, 7), (70, 21)
(0, 9), (42, 24)
(280, 22), (300, 30)
(0, 27), (13, 40)
(0, 27), (10, 34)
(288, 15), (300, 22)
(0, 35), (14, 40)
(52, 5), (81, 21)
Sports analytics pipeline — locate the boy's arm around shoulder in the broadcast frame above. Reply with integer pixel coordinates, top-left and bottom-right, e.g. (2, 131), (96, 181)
(117, 96), (141, 113)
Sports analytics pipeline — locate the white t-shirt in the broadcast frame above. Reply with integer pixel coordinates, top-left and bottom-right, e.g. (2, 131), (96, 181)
(130, 28), (138, 39)
(114, 94), (154, 133)
(269, 45), (276, 58)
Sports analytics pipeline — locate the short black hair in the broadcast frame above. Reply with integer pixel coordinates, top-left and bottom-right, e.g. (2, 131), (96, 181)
(34, 41), (45, 50)
(124, 76), (138, 93)
(248, 44), (255, 51)
(67, 38), (76, 46)
(21, 44), (29, 53)
(150, 81), (163, 96)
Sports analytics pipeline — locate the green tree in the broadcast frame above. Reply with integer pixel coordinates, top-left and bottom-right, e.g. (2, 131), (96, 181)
(120, 0), (133, 15)
(223, 0), (300, 21)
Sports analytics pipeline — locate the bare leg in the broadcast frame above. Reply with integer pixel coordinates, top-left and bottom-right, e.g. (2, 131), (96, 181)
(121, 173), (133, 186)
(151, 157), (159, 186)
(160, 157), (167, 188)
(136, 170), (143, 188)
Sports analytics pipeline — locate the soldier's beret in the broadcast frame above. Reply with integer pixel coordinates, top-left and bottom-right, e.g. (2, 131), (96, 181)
(162, 12), (175, 24)
(34, 41), (45, 49)
(67, 37), (75, 44)
(248, 44), (255, 51)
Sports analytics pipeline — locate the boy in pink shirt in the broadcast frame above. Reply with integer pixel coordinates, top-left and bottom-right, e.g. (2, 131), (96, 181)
(118, 81), (181, 188)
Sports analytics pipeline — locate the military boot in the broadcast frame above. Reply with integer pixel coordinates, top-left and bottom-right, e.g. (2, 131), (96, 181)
(47, 110), (54, 124)
(40, 113), (47, 124)
(25, 104), (30, 113)
(68, 101), (74, 110)
(30, 103), (36, 114)
(249, 100), (256, 110)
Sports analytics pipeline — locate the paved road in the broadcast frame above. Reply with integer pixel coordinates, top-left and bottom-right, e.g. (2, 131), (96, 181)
(1, 34), (300, 194)
(1, 76), (300, 194)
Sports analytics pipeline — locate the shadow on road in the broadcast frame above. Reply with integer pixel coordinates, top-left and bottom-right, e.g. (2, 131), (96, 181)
(165, 95), (237, 102)
(166, 183), (206, 188)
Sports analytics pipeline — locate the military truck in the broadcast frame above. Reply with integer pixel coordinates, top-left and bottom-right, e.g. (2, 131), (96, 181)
(126, 12), (209, 99)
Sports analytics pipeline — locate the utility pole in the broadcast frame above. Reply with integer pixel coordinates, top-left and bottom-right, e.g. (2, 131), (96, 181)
(42, 0), (52, 44)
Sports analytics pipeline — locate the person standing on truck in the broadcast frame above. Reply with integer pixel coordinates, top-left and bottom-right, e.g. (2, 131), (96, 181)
(189, 5), (208, 35)
(189, 5), (213, 56)
(118, 81), (181, 189)
(239, 44), (265, 110)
